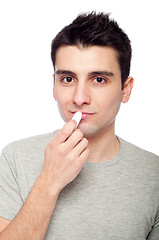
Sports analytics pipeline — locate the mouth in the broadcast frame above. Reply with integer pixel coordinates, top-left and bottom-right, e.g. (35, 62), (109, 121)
(71, 111), (94, 120)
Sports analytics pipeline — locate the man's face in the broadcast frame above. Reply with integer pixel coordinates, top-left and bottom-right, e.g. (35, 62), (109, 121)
(53, 45), (131, 138)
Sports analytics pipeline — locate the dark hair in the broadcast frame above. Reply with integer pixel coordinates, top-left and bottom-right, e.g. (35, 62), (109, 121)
(51, 12), (132, 89)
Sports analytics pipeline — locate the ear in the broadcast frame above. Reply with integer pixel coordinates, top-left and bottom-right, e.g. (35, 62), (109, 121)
(121, 77), (134, 103)
(53, 74), (56, 101)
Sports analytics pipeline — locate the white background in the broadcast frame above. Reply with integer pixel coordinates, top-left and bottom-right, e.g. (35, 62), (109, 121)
(0, 0), (158, 155)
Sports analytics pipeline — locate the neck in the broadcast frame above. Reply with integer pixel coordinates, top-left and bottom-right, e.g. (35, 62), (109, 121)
(86, 122), (120, 163)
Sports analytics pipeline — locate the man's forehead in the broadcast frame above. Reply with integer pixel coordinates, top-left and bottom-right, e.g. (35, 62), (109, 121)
(55, 44), (118, 55)
(55, 45), (120, 78)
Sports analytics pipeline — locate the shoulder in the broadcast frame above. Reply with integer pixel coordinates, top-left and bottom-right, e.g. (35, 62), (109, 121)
(119, 136), (159, 173)
(1, 130), (59, 156)
(121, 137), (158, 158)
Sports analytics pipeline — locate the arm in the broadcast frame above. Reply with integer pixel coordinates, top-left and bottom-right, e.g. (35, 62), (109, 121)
(0, 218), (10, 232)
(0, 119), (89, 239)
(0, 176), (59, 239)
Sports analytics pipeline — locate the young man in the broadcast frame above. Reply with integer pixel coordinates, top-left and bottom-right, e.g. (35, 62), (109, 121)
(0, 12), (159, 240)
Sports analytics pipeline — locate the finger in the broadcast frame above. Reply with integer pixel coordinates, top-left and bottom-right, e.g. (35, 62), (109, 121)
(78, 147), (90, 166)
(72, 137), (89, 157)
(61, 129), (83, 153)
(54, 120), (77, 144)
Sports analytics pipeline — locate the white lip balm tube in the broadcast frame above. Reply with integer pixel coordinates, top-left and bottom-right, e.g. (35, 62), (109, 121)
(72, 111), (82, 128)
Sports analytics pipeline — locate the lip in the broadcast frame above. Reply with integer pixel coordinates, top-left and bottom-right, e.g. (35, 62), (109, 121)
(71, 111), (94, 120)
(81, 112), (94, 119)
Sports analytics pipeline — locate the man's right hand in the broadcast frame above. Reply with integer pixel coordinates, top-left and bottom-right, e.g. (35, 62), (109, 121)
(0, 119), (89, 238)
(41, 119), (90, 194)
(0, 119), (89, 239)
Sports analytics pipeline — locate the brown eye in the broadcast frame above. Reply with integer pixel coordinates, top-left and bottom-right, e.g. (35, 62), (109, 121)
(93, 77), (107, 84)
(62, 77), (73, 83)
(96, 77), (104, 82)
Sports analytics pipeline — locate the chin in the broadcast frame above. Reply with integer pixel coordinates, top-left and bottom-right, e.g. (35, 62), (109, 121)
(78, 120), (114, 139)
(78, 124), (100, 138)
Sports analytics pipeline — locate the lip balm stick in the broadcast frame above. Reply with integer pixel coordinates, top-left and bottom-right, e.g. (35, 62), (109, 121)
(72, 111), (82, 128)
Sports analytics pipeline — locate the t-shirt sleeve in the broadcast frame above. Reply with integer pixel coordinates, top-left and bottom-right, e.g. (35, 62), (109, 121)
(147, 208), (159, 239)
(0, 145), (24, 221)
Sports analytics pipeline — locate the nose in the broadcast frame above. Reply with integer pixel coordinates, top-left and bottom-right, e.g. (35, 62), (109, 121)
(73, 82), (91, 106)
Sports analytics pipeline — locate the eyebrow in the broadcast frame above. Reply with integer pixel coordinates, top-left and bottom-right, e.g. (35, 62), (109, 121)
(55, 70), (77, 77)
(55, 70), (114, 78)
(88, 71), (114, 77)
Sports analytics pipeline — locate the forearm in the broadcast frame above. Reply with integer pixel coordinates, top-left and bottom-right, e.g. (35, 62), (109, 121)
(0, 175), (60, 240)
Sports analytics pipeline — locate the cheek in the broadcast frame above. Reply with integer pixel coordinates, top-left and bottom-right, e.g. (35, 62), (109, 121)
(56, 94), (67, 113)
(55, 86), (75, 107)
(54, 86), (65, 105)
(56, 99), (67, 122)
(54, 88), (72, 121)
(97, 90), (122, 117)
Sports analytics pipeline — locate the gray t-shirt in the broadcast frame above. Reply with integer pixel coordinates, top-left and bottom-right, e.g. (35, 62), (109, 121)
(0, 131), (159, 240)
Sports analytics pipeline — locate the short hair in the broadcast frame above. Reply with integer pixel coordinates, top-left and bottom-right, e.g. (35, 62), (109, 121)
(51, 12), (132, 89)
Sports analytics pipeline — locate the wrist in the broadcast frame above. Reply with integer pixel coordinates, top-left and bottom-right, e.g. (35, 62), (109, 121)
(36, 173), (61, 199)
